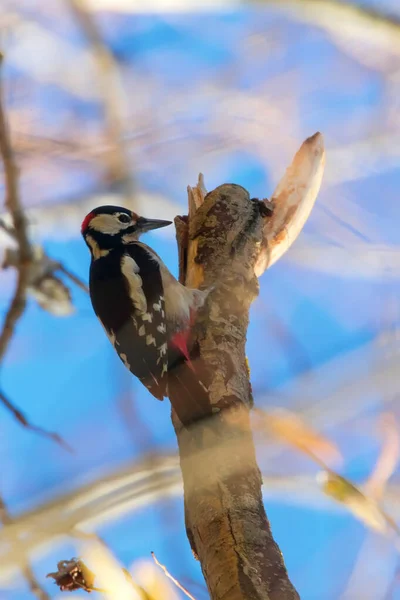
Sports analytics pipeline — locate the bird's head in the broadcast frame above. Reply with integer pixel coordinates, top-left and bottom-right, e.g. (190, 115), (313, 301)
(81, 205), (172, 258)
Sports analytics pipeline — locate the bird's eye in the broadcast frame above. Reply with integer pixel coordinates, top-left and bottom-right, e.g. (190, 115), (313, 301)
(118, 214), (131, 224)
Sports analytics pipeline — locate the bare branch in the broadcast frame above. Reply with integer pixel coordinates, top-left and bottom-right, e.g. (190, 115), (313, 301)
(56, 263), (89, 294)
(364, 412), (400, 500)
(0, 57), (74, 445)
(0, 56), (32, 363)
(67, 0), (134, 197)
(82, 0), (400, 45)
(151, 552), (197, 600)
(0, 331), (398, 579)
(0, 222), (87, 311)
(0, 71), (30, 259)
(256, 0), (400, 72)
(3, 451), (400, 584)
(255, 132), (325, 275)
(2, 247), (75, 316)
(0, 496), (50, 600)
(0, 389), (71, 450)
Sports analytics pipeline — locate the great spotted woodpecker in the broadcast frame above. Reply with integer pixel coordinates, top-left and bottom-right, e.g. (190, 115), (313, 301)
(81, 205), (211, 424)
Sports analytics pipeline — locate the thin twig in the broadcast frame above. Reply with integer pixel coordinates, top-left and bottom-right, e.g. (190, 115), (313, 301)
(0, 496), (50, 600)
(0, 390), (72, 451)
(57, 263), (89, 293)
(0, 216), (16, 239)
(151, 552), (197, 600)
(258, 0), (400, 56)
(364, 412), (400, 500)
(73, 580), (109, 593)
(0, 56), (32, 364)
(66, 0), (134, 197)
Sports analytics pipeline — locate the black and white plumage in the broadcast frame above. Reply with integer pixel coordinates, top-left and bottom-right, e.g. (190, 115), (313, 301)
(81, 205), (211, 423)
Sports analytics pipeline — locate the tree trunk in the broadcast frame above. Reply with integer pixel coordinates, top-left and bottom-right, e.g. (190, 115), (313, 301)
(172, 181), (301, 600)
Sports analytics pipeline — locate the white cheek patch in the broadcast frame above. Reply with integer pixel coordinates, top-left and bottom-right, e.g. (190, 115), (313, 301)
(90, 214), (130, 235)
(120, 255), (147, 313)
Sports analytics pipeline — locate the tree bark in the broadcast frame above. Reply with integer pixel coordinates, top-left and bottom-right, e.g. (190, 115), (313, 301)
(173, 182), (300, 599)
(172, 134), (324, 599)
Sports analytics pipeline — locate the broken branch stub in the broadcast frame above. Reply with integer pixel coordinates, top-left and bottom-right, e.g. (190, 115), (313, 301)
(255, 132), (325, 275)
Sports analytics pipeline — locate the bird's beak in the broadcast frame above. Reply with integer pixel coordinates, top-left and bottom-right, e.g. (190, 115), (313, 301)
(136, 217), (172, 232)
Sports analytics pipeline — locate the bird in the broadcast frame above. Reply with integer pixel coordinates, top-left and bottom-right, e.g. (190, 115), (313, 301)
(81, 205), (211, 425)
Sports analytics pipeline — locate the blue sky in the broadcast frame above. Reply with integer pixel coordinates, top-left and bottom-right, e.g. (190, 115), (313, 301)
(1, 3), (400, 599)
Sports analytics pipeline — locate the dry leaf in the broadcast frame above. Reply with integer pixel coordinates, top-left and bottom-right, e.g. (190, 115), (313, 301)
(254, 407), (342, 467)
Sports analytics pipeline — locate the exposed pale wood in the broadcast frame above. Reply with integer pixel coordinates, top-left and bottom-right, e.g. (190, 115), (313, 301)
(255, 132), (325, 275)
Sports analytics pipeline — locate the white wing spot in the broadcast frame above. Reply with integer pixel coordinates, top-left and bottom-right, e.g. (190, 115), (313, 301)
(119, 352), (131, 369)
(161, 310), (165, 318)
(153, 301), (162, 312)
(162, 362), (168, 375)
(138, 324), (145, 336)
(146, 334), (156, 346)
(106, 329), (116, 345)
(88, 214), (131, 236)
(142, 312), (153, 323)
(158, 342), (167, 357)
(157, 323), (166, 334)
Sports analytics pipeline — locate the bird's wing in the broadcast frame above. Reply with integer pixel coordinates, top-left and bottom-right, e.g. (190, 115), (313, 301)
(89, 244), (168, 400)
(117, 243), (168, 399)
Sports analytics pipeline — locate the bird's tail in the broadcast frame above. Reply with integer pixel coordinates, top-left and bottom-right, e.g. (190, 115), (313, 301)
(167, 354), (212, 426)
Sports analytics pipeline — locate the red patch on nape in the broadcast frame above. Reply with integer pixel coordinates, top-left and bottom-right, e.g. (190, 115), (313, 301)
(81, 212), (95, 234)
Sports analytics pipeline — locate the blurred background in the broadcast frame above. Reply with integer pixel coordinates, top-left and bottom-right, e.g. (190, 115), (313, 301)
(0, 0), (399, 598)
